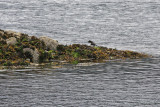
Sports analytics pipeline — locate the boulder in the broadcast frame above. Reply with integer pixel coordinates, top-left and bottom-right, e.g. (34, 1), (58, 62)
(23, 48), (39, 63)
(6, 37), (17, 45)
(5, 30), (22, 38)
(39, 36), (58, 50)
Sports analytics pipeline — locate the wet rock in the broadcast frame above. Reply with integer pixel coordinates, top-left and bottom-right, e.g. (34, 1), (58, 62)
(23, 48), (39, 63)
(6, 37), (17, 45)
(39, 36), (58, 50)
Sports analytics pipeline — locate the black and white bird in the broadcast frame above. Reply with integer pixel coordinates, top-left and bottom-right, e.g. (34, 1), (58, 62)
(88, 40), (96, 46)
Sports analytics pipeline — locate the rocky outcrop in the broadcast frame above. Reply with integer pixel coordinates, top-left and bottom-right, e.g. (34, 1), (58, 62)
(39, 36), (59, 50)
(0, 29), (150, 66)
(0, 29), (57, 65)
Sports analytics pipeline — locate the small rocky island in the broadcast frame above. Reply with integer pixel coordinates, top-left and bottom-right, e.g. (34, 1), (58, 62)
(0, 29), (150, 66)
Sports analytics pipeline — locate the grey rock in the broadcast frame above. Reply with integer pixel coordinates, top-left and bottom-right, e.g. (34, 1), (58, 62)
(32, 49), (39, 63)
(5, 30), (22, 38)
(39, 36), (59, 50)
(23, 48), (39, 63)
(6, 37), (17, 45)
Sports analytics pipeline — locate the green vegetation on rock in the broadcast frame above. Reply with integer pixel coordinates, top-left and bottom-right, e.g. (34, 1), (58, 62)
(0, 29), (150, 66)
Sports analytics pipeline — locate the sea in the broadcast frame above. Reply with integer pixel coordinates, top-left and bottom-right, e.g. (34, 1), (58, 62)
(0, 0), (160, 106)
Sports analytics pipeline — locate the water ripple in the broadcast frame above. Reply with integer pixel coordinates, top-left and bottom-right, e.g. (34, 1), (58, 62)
(1, 1), (160, 106)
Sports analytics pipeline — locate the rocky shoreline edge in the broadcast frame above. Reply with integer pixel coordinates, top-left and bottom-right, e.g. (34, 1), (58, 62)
(0, 29), (150, 66)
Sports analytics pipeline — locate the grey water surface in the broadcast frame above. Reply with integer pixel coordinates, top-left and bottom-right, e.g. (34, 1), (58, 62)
(1, 0), (160, 106)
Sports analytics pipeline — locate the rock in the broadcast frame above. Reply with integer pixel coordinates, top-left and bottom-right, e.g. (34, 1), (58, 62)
(23, 48), (39, 63)
(5, 30), (22, 38)
(39, 36), (58, 50)
(26, 58), (31, 62)
(0, 30), (4, 36)
(6, 37), (17, 45)
(33, 48), (39, 63)
(28, 36), (32, 41)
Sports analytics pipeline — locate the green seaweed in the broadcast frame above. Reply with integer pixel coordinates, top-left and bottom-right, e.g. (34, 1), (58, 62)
(72, 60), (79, 64)
(0, 29), (151, 66)
(72, 52), (80, 58)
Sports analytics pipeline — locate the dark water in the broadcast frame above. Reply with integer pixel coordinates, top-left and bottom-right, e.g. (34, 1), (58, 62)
(1, 0), (160, 106)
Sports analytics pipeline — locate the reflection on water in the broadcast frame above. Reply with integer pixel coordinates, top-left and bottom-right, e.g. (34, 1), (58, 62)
(1, 0), (160, 106)
(1, 58), (160, 106)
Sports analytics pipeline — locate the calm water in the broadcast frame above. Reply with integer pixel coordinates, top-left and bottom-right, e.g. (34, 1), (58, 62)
(1, 0), (160, 106)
